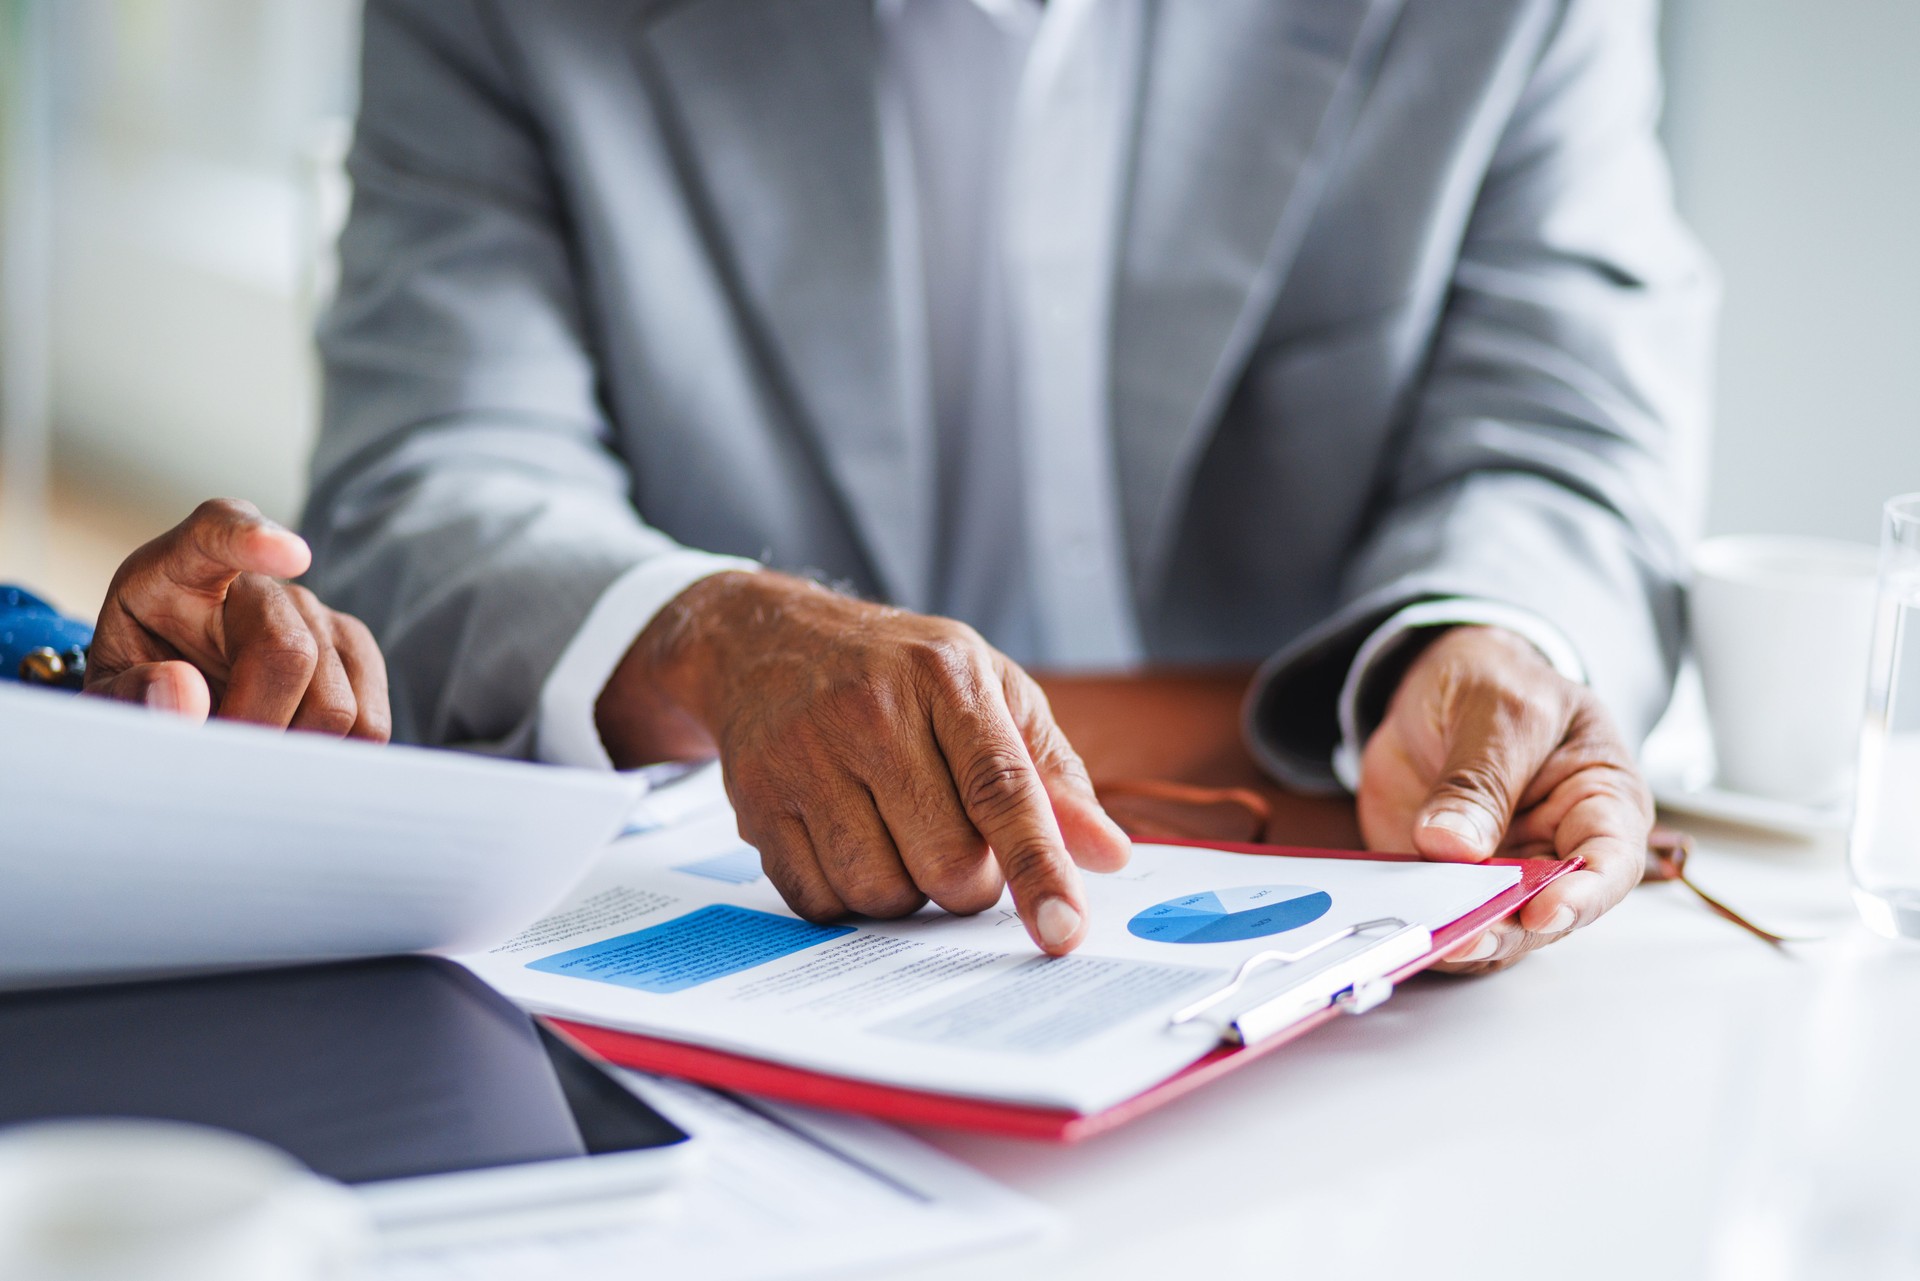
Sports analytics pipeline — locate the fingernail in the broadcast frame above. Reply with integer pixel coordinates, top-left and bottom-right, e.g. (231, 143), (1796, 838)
(1459, 931), (1501, 963)
(144, 682), (180, 713)
(1539, 905), (1578, 935)
(1036, 898), (1082, 950)
(1424, 807), (1494, 853)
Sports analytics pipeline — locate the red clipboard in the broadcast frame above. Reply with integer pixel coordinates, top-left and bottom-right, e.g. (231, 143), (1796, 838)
(549, 842), (1577, 1143)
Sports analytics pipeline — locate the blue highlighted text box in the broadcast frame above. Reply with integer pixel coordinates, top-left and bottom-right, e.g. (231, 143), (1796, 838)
(528, 905), (852, 994)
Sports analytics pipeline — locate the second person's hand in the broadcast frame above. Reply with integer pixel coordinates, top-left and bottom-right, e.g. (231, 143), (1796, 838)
(83, 499), (391, 740)
(596, 572), (1132, 954)
(1354, 626), (1651, 973)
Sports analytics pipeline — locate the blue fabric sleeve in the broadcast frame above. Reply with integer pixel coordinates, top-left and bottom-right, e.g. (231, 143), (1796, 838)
(0, 587), (94, 684)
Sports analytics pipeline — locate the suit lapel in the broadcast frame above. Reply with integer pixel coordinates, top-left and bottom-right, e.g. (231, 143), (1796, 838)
(634, 0), (931, 608)
(1112, 0), (1406, 602)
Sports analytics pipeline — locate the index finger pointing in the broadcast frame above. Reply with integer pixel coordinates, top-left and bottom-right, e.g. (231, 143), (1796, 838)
(930, 682), (1087, 955)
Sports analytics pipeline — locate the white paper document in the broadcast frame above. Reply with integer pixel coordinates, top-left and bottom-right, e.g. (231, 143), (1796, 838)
(463, 812), (1523, 1115)
(363, 1073), (1054, 1281)
(0, 684), (637, 989)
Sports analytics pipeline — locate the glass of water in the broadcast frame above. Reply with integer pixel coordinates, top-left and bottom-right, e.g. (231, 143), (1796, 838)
(1850, 493), (1920, 939)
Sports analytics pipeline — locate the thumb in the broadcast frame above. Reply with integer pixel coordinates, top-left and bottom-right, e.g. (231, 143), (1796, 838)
(1413, 705), (1540, 862)
(83, 661), (213, 722)
(1036, 738), (1132, 874)
(1004, 669), (1131, 874)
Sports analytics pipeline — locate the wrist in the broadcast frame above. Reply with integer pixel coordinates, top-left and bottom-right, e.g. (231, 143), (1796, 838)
(595, 569), (763, 766)
(1411, 624), (1559, 682)
(1353, 625), (1454, 744)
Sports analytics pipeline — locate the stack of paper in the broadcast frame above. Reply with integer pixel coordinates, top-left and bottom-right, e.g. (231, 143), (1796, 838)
(0, 685), (636, 988)
(362, 1073), (1053, 1281)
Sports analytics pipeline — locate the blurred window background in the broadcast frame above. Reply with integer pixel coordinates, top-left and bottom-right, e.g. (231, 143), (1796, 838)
(0, 0), (1916, 620)
(0, 0), (356, 613)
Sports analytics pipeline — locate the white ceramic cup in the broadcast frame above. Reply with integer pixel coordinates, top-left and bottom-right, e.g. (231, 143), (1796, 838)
(1689, 535), (1880, 805)
(0, 1119), (368, 1281)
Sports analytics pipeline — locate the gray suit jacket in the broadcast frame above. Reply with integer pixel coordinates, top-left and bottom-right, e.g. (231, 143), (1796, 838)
(307, 0), (1714, 788)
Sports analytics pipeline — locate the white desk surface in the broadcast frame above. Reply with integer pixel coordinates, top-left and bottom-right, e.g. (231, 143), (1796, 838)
(900, 820), (1920, 1281)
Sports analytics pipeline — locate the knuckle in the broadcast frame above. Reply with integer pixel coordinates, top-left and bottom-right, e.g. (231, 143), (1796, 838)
(336, 614), (384, 660)
(733, 813), (769, 851)
(759, 854), (842, 923)
(842, 876), (926, 919)
(811, 821), (917, 916)
(334, 611), (377, 649)
(1446, 657), (1539, 716)
(993, 836), (1063, 891)
(942, 882), (1004, 916)
(916, 839), (997, 906)
(1587, 757), (1652, 811)
(358, 708), (394, 744)
(301, 701), (360, 737)
(1490, 682), (1537, 721)
(906, 629), (987, 690)
(190, 497), (252, 528)
(960, 749), (1044, 826)
(787, 887), (847, 924)
(1031, 731), (1092, 788)
(921, 616), (985, 649)
(1453, 672), (1537, 728)
(1436, 759), (1510, 806)
(905, 636), (964, 677)
(1000, 661), (1049, 712)
(262, 624), (322, 669)
(916, 828), (991, 879)
(865, 754), (921, 806)
(1555, 749), (1655, 832)
(926, 873), (1000, 916)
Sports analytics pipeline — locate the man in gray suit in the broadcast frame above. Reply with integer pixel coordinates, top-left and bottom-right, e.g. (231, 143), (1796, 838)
(307, 0), (1712, 965)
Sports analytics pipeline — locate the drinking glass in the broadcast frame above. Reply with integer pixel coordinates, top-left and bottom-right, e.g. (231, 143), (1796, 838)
(1849, 493), (1920, 939)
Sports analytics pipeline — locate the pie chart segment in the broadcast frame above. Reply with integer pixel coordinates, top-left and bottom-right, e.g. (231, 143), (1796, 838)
(1127, 884), (1332, 944)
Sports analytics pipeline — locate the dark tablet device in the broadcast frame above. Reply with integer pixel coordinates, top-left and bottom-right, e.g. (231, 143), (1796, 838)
(0, 956), (692, 1235)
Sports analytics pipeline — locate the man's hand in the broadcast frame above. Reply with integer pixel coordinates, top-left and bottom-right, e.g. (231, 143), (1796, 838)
(1356, 626), (1650, 973)
(596, 572), (1131, 954)
(83, 499), (390, 741)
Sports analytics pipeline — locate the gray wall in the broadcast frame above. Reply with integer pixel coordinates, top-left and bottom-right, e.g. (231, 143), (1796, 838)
(1664, 0), (1920, 545)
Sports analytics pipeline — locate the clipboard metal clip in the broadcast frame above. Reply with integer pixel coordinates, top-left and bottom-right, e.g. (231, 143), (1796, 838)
(1167, 917), (1433, 1048)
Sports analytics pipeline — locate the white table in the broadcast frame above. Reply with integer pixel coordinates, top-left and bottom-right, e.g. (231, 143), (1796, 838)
(903, 819), (1920, 1281)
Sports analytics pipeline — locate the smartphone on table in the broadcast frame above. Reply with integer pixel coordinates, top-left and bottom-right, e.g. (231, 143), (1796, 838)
(0, 956), (693, 1246)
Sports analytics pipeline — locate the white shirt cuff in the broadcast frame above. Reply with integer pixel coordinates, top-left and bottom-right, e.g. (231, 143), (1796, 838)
(534, 552), (762, 769)
(1331, 599), (1587, 792)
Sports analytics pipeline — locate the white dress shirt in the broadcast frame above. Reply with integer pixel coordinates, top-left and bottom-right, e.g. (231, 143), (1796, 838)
(535, 0), (1583, 777)
(880, 0), (1144, 666)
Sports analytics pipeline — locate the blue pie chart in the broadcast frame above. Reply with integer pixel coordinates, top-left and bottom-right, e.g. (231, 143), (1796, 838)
(1127, 884), (1333, 944)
